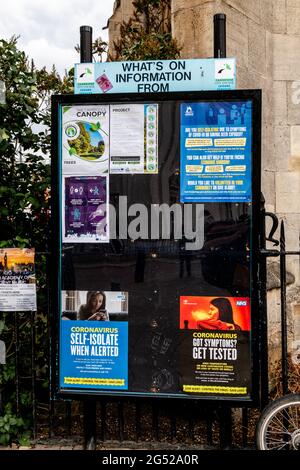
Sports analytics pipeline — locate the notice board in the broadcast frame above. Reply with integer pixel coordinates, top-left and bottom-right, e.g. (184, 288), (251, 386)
(51, 90), (261, 404)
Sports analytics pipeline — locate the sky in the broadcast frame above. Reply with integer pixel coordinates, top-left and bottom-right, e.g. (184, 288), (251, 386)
(0, 0), (115, 76)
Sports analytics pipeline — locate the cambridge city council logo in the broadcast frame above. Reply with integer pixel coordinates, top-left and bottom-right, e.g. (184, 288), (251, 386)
(76, 63), (95, 84)
(215, 59), (235, 80)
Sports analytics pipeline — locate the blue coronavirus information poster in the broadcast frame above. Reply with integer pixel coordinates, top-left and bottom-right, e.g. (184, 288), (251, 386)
(60, 321), (128, 390)
(180, 101), (252, 202)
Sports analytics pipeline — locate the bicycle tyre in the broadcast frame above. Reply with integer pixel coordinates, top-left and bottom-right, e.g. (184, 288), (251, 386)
(256, 394), (300, 450)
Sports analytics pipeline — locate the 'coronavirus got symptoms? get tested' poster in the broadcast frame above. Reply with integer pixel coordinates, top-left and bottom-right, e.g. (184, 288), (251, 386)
(179, 296), (251, 397)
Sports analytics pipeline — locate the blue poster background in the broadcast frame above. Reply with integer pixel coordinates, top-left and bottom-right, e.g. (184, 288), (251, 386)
(60, 321), (128, 390)
(180, 101), (252, 202)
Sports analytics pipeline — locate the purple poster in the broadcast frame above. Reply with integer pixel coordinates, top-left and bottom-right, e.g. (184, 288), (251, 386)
(63, 176), (109, 243)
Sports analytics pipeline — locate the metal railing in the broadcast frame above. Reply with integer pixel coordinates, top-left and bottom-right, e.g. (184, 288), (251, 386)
(0, 202), (299, 449)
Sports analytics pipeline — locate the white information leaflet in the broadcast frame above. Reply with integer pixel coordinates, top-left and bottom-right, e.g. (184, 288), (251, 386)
(110, 104), (158, 174)
(0, 285), (37, 311)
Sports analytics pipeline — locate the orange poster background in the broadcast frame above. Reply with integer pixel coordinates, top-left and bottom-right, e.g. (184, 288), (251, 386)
(180, 296), (251, 331)
(0, 248), (35, 269)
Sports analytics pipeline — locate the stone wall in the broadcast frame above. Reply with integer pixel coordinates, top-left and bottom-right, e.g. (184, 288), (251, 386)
(107, 0), (135, 53)
(172, 0), (300, 363)
(272, 1), (300, 294)
(109, 0), (300, 361)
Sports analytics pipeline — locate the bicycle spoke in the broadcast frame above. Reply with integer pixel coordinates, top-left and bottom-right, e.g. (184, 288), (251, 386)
(271, 412), (289, 433)
(288, 406), (300, 430)
(275, 442), (290, 450)
(266, 429), (291, 435)
(266, 440), (289, 450)
(270, 436), (290, 443)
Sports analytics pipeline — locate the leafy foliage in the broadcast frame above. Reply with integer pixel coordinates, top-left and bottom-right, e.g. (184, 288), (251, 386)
(0, 404), (28, 446)
(110, 0), (181, 61)
(75, 36), (108, 62)
(0, 37), (72, 248)
(0, 36), (72, 446)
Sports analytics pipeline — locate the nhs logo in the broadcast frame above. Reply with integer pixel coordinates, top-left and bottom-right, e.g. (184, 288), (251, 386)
(185, 106), (193, 117)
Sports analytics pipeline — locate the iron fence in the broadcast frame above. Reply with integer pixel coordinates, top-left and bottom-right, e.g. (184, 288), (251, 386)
(0, 202), (299, 449)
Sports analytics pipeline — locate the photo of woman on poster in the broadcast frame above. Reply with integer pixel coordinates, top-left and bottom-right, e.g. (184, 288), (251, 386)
(193, 297), (241, 331)
(61, 290), (129, 321)
(180, 296), (250, 331)
(77, 291), (109, 321)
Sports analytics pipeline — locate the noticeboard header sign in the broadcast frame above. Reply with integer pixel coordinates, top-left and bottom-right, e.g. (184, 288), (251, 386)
(74, 58), (236, 94)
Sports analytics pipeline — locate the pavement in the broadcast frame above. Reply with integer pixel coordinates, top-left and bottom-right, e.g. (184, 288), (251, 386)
(0, 438), (215, 451)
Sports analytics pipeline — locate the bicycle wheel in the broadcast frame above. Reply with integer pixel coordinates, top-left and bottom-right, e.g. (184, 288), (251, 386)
(256, 394), (300, 450)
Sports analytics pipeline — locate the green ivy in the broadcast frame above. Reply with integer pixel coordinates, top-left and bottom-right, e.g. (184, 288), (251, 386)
(0, 405), (28, 446)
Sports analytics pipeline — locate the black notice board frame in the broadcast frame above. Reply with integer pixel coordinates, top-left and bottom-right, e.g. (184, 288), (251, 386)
(51, 89), (262, 407)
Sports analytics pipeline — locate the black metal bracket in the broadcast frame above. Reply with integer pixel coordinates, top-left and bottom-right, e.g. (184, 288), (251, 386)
(260, 211), (280, 258)
(264, 212), (279, 246)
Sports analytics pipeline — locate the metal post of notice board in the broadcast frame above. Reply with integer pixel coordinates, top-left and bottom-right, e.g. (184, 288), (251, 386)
(214, 13), (226, 59)
(80, 25), (93, 63)
(214, 13), (233, 440)
(258, 194), (271, 409)
(79, 25), (97, 450)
